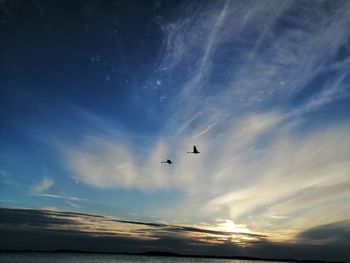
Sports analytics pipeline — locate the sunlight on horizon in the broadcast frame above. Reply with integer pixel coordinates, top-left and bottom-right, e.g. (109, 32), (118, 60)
(1, 0), (349, 261)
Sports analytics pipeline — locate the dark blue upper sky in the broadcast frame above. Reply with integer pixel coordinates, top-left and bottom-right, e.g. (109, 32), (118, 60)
(1, 1), (190, 138)
(1, 1), (350, 261)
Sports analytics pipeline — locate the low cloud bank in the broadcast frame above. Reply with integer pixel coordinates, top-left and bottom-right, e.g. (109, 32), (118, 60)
(1, 208), (348, 262)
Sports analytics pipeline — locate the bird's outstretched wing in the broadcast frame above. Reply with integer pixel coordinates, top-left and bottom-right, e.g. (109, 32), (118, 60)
(193, 145), (198, 152)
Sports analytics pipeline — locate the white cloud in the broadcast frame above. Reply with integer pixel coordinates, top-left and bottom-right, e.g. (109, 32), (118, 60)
(31, 177), (54, 194)
(61, 1), (350, 239)
(33, 193), (85, 201)
(66, 137), (138, 189)
(66, 201), (81, 208)
(31, 177), (84, 202)
(63, 114), (350, 239)
(66, 137), (172, 191)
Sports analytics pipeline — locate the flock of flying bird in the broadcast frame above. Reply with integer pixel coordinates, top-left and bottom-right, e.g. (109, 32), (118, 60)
(161, 145), (200, 165)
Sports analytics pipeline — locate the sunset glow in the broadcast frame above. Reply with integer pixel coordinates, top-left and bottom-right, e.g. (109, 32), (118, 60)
(1, 1), (349, 261)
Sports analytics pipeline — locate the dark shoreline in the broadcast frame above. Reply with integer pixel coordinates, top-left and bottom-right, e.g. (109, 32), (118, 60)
(0, 250), (345, 263)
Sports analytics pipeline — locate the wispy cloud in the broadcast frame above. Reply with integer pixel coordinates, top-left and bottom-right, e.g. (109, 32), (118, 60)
(45, 0), (350, 242)
(0, 170), (11, 177)
(31, 177), (54, 194)
(0, 170), (20, 187)
(66, 201), (81, 208)
(31, 177), (85, 202)
(33, 193), (85, 201)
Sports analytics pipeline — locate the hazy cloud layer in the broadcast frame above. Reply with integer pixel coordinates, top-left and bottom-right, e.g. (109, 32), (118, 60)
(0, 208), (265, 247)
(0, 208), (349, 262)
(297, 220), (350, 244)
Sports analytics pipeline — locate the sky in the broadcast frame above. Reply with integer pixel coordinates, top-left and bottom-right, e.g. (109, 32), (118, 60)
(1, 0), (350, 261)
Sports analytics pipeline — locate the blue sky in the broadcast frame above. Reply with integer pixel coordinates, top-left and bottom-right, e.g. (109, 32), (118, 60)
(1, 0), (350, 261)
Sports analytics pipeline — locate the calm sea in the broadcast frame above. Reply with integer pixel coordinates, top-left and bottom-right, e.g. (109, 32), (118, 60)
(0, 252), (290, 263)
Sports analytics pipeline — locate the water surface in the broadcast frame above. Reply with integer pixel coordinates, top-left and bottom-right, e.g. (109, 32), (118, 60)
(0, 252), (290, 263)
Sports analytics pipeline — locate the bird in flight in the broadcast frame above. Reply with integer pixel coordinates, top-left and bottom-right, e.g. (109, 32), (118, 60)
(161, 159), (173, 165)
(187, 145), (200, 154)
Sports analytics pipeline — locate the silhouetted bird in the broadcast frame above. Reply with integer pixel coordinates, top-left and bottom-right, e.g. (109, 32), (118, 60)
(187, 145), (200, 154)
(161, 159), (173, 165)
